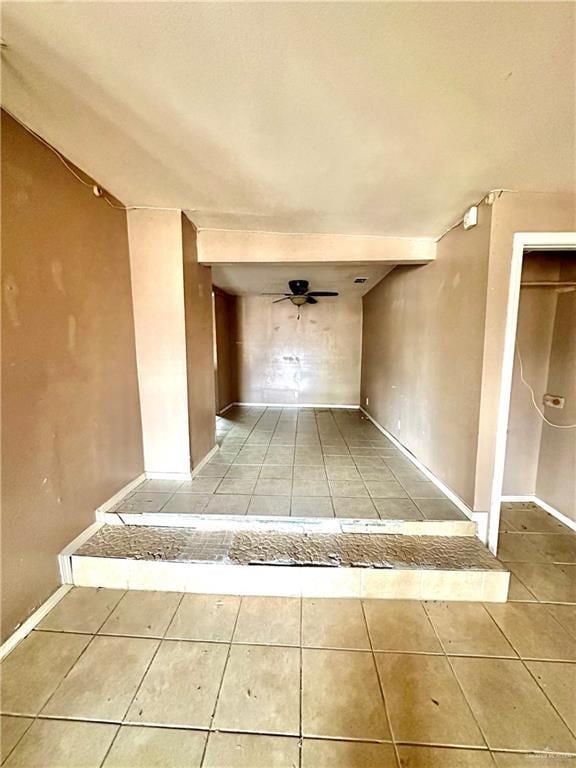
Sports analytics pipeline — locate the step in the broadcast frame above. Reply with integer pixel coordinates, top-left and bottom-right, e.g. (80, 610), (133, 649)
(98, 510), (477, 537)
(65, 524), (509, 602)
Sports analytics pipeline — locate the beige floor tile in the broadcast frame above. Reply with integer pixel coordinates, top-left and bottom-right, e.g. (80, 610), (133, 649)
(214, 644), (300, 734)
(292, 479), (330, 497)
(1, 631), (90, 715)
(486, 603), (576, 660)
(291, 496), (334, 517)
(502, 508), (568, 534)
(225, 464), (262, 479)
(204, 732), (300, 768)
(1, 716), (33, 762)
(329, 481), (370, 498)
(545, 604), (576, 638)
(2, 719), (117, 768)
(415, 499), (465, 521)
(162, 494), (211, 513)
(375, 498), (424, 520)
(166, 594), (240, 641)
(259, 465), (293, 480)
(525, 660), (576, 733)
(507, 574), (537, 601)
(492, 752), (576, 767)
(497, 533), (546, 562)
(303, 739), (397, 767)
(42, 635), (157, 720)
(205, 494), (250, 514)
(302, 598), (370, 649)
(177, 477), (221, 493)
(38, 587), (124, 633)
(365, 600), (441, 653)
(325, 466), (362, 480)
(254, 478), (293, 496)
(425, 602), (515, 657)
(233, 596), (301, 645)
(197, 463), (229, 477)
(248, 495), (291, 516)
(137, 479), (183, 493)
(451, 657), (576, 752)
(529, 534), (576, 564)
(216, 478), (257, 495)
(127, 640), (227, 727)
(332, 497), (378, 518)
(99, 591), (181, 637)
(400, 481), (445, 499)
(376, 653), (484, 746)
(359, 467), (396, 481)
(293, 466), (327, 481)
(302, 648), (390, 740)
(397, 746), (495, 767)
(102, 725), (206, 767)
(507, 563), (576, 603)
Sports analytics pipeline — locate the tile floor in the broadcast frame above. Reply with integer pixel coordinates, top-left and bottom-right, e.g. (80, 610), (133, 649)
(114, 407), (468, 522)
(2, 501), (575, 767)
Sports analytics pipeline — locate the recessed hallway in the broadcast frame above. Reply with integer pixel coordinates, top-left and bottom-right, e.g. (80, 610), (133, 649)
(2, 501), (575, 768)
(111, 407), (469, 523)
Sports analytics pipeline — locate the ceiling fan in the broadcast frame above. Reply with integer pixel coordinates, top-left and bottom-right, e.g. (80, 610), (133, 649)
(263, 280), (339, 306)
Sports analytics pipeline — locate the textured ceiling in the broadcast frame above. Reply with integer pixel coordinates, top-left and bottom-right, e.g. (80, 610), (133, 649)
(212, 263), (395, 297)
(2, 2), (574, 237)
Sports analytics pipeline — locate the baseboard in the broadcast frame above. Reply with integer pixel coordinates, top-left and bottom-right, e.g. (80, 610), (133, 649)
(95, 473), (146, 515)
(233, 402), (360, 409)
(0, 584), (72, 662)
(145, 471), (192, 481)
(502, 495), (576, 533)
(218, 402), (236, 416)
(192, 445), (219, 475)
(359, 407), (487, 540)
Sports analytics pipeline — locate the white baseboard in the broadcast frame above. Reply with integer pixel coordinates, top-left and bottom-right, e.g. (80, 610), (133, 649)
(218, 402), (236, 416)
(145, 471), (192, 481)
(359, 407), (487, 541)
(501, 495), (576, 533)
(192, 445), (219, 475)
(233, 402), (360, 409)
(59, 521), (104, 582)
(0, 584), (72, 662)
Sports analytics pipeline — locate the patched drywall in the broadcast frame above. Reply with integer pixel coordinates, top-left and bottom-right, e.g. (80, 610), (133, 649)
(1, 112), (144, 641)
(236, 296), (362, 405)
(361, 204), (492, 509)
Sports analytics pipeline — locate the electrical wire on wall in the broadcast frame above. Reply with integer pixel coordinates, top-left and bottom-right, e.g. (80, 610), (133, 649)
(515, 339), (576, 429)
(3, 106), (183, 214)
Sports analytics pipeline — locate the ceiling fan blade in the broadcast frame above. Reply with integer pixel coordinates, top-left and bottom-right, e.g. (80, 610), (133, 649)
(261, 293), (291, 296)
(306, 296), (318, 304)
(307, 291), (339, 297)
(272, 296), (292, 303)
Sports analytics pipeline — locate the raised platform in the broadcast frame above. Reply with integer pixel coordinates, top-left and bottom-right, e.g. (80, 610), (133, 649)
(67, 524), (509, 602)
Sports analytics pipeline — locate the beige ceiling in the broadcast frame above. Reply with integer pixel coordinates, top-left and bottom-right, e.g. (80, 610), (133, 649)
(2, 2), (574, 237)
(212, 263), (395, 297)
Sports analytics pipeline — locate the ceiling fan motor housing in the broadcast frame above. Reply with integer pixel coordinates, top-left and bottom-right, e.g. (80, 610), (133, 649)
(288, 279), (309, 295)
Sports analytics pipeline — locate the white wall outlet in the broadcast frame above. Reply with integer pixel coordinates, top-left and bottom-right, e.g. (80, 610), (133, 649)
(365, 397), (369, 406)
(543, 394), (565, 409)
(463, 205), (478, 230)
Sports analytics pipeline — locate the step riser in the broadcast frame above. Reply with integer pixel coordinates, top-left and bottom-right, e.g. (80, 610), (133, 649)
(71, 556), (509, 602)
(99, 511), (477, 537)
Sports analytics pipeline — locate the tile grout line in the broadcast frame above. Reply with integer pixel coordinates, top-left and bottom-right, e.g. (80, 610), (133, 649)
(359, 600), (402, 768)
(198, 595), (244, 768)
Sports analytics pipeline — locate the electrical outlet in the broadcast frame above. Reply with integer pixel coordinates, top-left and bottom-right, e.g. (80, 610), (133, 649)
(365, 397), (369, 406)
(543, 394), (565, 409)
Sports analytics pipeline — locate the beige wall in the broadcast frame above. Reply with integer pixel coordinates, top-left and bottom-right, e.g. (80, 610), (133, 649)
(1, 112), (144, 640)
(536, 258), (576, 522)
(214, 288), (238, 413)
(474, 192), (576, 516)
(127, 210), (190, 474)
(182, 216), (216, 466)
(502, 255), (561, 495)
(236, 296), (362, 405)
(361, 204), (492, 508)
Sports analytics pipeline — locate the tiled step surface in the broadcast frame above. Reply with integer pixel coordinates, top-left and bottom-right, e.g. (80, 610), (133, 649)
(68, 525), (509, 602)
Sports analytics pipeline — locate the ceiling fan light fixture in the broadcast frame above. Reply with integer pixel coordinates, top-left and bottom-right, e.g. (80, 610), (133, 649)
(290, 295), (308, 306)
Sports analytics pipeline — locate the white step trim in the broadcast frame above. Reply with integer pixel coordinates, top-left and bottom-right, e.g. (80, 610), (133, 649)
(360, 407), (487, 542)
(0, 585), (72, 662)
(233, 402), (360, 409)
(95, 473), (146, 515)
(501, 495), (576, 533)
(59, 521), (105, 583)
